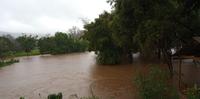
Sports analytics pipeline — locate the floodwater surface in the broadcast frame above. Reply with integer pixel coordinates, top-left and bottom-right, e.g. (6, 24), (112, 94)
(0, 52), (140, 99)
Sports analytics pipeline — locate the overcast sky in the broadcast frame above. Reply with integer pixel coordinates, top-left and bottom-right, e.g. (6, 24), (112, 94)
(0, 0), (111, 34)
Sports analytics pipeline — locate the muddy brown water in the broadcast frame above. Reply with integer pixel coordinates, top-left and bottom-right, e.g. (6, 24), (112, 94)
(0, 52), (142, 99)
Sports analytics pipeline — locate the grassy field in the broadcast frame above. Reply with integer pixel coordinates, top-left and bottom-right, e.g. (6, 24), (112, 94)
(14, 49), (40, 57)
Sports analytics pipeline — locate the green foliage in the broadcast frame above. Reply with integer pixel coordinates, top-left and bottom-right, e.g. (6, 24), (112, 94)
(0, 36), (20, 67)
(135, 66), (180, 99)
(96, 49), (121, 65)
(38, 36), (55, 54)
(84, 0), (200, 65)
(84, 12), (114, 52)
(0, 36), (14, 59)
(0, 59), (19, 67)
(13, 49), (40, 57)
(19, 97), (25, 99)
(84, 12), (130, 64)
(47, 92), (62, 99)
(38, 32), (88, 55)
(0, 35), (39, 59)
(186, 84), (200, 99)
(0, 31), (87, 61)
(16, 34), (37, 53)
(112, 0), (199, 60)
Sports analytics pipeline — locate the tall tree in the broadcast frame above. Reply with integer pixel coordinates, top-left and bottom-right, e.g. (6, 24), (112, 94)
(84, 0), (200, 68)
(0, 36), (14, 60)
(84, 12), (123, 64)
(38, 36), (55, 54)
(16, 34), (37, 54)
(109, 0), (200, 75)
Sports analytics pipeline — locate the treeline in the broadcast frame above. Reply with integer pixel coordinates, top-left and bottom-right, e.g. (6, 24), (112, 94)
(83, 0), (200, 70)
(38, 32), (88, 54)
(0, 27), (88, 63)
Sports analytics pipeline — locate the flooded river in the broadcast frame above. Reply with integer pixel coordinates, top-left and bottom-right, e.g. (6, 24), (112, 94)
(0, 52), (140, 99)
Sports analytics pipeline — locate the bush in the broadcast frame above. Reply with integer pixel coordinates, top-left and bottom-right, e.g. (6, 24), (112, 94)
(135, 66), (179, 99)
(19, 97), (25, 99)
(186, 84), (200, 99)
(0, 59), (19, 67)
(47, 92), (62, 99)
(16, 34), (37, 53)
(96, 50), (121, 65)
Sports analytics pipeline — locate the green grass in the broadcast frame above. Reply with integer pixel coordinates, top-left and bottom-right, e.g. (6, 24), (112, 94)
(0, 59), (19, 67)
(14, 49), (40, 57)
(0, 49), (40, 67)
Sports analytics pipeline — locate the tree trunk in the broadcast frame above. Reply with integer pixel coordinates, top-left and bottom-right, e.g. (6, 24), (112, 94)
(162, 48), (173, 77)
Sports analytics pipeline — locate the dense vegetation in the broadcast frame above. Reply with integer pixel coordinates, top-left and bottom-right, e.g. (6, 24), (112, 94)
(186, 84), (200, 99)
(0, 36), (14, 60)
(16, 34), (38, 54)
(0, 27), (88, 67)
(0, 0), (199, 98)
(38, 32), (88, 54)
(135, 66), (179, 99)
(0, 36), (19, 67)
(0, 34), (40, 60)
(83, 0), (200, 76)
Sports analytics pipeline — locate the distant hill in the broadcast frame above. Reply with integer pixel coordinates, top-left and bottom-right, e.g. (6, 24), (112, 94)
(0, 31), (49, 38)
(0, 31), (21, 38)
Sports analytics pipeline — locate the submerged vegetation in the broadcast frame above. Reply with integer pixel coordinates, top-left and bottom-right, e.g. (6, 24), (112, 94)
(0, 0), (199, 98)
(135, 66), (180, 99)
(0, 59), (19, 67)
(83, 0), (200, 78)
(186, 84), (200, 99)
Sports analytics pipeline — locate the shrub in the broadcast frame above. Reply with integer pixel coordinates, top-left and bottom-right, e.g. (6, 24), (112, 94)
(96, 50), (121, 65)
(186, 84), (200, 99)
(19, 97), (25, 99)
(135, 66), (179, 99)
(47, 92), (62, 99)
(0, 59), (19, 67)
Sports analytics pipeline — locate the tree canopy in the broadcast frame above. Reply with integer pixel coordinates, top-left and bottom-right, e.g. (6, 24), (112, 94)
(38, 32), (88, 54)
(16, 34), (38, 53)
(0, 36), (14, 60)
(83, 0), (200, 68)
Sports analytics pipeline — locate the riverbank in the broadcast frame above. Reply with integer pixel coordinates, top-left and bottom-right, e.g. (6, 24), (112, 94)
(0, 50), (90, 68)
(13, 49), (40, 57)
(0, 59), (19, 67)
(0, 49), (40, 67)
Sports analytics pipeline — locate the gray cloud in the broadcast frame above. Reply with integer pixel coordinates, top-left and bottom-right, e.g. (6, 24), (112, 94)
(0, 0), (111, 34)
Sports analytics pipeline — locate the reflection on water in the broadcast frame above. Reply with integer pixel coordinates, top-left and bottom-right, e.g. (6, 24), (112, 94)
(0, 52), (139, 99)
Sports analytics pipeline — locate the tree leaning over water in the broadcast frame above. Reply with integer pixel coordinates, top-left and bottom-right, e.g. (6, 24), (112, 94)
(83, 0), (200, 72)
(84, 12), (124, 64)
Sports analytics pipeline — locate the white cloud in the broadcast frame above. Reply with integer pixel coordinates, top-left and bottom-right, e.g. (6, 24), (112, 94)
(0, 0), (111, 34)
